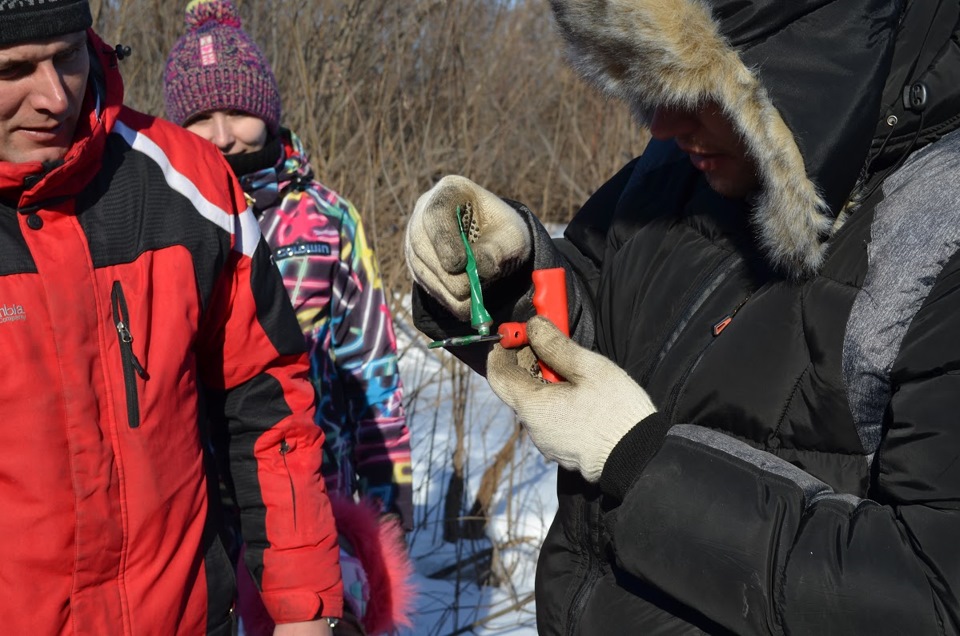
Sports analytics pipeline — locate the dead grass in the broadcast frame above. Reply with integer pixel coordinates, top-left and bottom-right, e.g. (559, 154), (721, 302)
(91, 0), (647, 300)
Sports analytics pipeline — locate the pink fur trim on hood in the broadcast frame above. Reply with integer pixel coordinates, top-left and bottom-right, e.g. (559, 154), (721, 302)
(330, 496), (416, 634)
(236, 496), (415, 635)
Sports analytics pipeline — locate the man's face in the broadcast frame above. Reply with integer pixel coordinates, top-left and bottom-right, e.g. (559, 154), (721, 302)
(0, 32), (90, 165)
(184, 110), (269, 156)
(650, 101), (760, 199)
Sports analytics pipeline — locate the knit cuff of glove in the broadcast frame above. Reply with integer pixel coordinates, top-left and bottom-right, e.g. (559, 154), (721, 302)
(599, 411), (673, 504)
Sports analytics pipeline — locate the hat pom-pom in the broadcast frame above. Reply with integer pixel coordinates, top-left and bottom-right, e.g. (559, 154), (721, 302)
(184, 0), (242, 30)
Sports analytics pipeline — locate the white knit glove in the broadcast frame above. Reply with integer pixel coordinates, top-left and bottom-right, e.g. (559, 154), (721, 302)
(404, 175), (532, 320)
(487, 316), (657, 483)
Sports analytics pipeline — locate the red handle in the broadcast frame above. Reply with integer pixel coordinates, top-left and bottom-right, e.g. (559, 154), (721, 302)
(497, 267), (569, 382)
(531, 268), (569, 337)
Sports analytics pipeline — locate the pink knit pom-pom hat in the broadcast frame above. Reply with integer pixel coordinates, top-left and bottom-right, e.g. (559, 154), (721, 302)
(163, 0), (281, 134)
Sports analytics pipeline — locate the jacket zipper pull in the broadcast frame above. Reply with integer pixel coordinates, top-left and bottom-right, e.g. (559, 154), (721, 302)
(116, 320), (148, 378)
(111, 281), (148, 380)
(712, 315), (734, 337)
(712, 294), (752, 337)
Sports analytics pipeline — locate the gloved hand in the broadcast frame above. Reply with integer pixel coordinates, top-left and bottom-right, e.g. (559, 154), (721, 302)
(404, 175), (532, 320)
(487, 316), (657, 483)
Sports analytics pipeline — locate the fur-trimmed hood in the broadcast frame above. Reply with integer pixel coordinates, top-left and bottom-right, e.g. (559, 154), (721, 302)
(550, 0), (960, 277)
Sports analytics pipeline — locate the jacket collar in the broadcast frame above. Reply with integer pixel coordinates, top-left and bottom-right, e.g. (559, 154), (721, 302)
(238, 128), (314, 215)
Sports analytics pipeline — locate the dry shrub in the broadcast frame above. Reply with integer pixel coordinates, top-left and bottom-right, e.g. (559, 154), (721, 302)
(91, 0), (648, 304)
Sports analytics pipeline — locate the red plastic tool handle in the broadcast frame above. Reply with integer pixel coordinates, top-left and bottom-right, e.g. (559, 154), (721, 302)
(497, 267), (569, 382)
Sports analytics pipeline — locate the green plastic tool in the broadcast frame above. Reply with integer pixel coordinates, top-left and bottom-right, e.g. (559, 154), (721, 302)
(428, 205), (495, 349)
(456, 205), (493, 336)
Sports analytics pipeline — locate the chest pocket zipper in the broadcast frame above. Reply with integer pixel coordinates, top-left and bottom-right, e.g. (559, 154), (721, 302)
(111, 281), (148, 428)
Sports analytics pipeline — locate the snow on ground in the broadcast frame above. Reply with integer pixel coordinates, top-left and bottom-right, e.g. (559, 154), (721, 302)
(394, 316), (557, 636)
(395, 222), (566, 635)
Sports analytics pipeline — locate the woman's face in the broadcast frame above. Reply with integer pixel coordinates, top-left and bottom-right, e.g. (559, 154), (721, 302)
(184, 110), (268, 155)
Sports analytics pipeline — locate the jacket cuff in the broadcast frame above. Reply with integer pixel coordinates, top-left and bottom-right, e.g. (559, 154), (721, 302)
(261, 589), (343, 624)
(599, 411), (672, 504)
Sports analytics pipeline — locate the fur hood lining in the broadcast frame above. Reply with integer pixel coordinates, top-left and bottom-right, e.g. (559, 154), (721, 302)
(550, 0), (833, 277)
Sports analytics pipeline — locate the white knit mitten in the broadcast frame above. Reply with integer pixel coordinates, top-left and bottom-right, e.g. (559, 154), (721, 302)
(487, 316), (657, 482)
(404, 175), (532, 320)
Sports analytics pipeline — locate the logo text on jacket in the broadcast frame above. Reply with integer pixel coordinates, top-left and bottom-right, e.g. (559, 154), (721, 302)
(0, 304), (26, 324)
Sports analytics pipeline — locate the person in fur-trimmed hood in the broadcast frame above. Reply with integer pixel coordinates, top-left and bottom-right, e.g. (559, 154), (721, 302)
(406, 0), (960, 633)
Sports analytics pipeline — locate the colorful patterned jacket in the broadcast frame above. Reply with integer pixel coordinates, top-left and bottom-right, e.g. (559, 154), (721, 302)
(238, 130), (413, 528)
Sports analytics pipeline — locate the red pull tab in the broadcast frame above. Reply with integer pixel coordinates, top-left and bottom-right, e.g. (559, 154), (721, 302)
(712, 315), (733, 337)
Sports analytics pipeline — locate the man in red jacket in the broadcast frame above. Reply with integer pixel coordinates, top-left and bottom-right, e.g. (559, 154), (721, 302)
(0, 2), (342, 634)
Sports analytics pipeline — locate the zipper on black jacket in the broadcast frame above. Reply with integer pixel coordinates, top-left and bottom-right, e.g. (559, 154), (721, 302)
(111, 281), (147, 428)
(712, 293), (752, 337)
(566, 496), (603, 636)
(666, 288), (758, 419)
(279, 440), (298, 530)
(639, 251), (740, 385)
(562, 256), (746, 631)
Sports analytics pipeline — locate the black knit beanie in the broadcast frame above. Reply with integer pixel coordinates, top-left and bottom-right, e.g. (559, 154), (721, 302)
(0, 0), (93, 47)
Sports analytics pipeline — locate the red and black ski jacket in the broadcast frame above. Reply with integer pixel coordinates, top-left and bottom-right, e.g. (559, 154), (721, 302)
(0, 32), (342, 635)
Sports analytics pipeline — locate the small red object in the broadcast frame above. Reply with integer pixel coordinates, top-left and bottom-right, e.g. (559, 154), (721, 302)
(712, 315), (734, 337)
(498, 267), (569, 382)
(498, 322), (528, 348)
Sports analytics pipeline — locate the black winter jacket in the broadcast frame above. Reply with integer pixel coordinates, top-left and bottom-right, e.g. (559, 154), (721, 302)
(415, 0), (960, 633)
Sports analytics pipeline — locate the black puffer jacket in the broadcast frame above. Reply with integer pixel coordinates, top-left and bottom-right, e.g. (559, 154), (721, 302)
(414, 0), (960, 634)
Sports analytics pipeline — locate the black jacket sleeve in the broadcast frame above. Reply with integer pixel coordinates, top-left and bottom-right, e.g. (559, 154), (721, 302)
(601, 265), (960, 635)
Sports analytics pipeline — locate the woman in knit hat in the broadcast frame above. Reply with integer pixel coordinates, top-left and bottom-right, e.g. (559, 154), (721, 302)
(164, 2), (415, 635)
